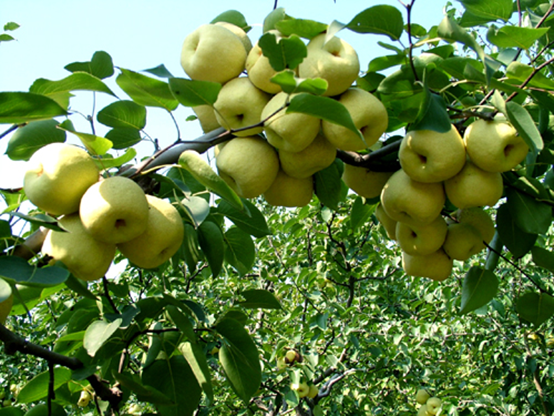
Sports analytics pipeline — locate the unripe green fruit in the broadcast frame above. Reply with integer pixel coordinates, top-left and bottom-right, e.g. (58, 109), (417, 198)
(416, 388), (430, 404)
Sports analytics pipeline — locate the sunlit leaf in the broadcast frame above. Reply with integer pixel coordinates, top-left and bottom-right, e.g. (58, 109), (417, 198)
(169, 78), (222, 107)
(97, 100), (146, 129)
(0, 92), (67, 124)
(346, 5), (404, 40)
(5, 119), (66, 161)
(117, 68), (179, 111)
(83, 318), (122, 357)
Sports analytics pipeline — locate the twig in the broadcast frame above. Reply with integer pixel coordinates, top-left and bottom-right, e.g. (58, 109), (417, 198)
(0, 124), (21, 141)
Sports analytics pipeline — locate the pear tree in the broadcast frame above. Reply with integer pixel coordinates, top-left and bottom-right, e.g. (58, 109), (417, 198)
(1, 1), (554, 415)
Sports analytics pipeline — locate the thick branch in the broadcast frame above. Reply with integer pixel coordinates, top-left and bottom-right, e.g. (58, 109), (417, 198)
(336, 140), (401, 171)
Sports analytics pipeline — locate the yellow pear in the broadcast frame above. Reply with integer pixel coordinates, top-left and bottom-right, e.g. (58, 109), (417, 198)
(79, 176), (149, 244)
(342, 164), (393, 199)
(24, 143), (99, 216)
(263, 170), (313, 207)
(262, 92), (321, 153)
(192, 105), (220, 133)
(298, 34), (360, 97)
(396, 215), (448, 256)
(416, 388), (431, 405)
(307, 385), (319, 399)
(417, 404), (431, 416)
(402, 248), (453, 281)
(456, 207), (495, 244)
(291, 382), (310, 398)
(0, 294), (13, 325)
(117, 195), (184, 269)
(42, 214), (116, 281)
(322, 88), (388, 151)
(279, 132), (336, 179)
(444, 158), (503, 208)
(442, 222), (484, 261)
(180, 24), (247, 84)
(216, 136), (279, 198)
(214, 77), (271, 136)
(245, 33), (283, 94)
(464, 118), (529, 172)
(426, 397), (442, 415)
(380, 169), (446, 227)
(375, 203), (397, 240)
(399, 125), (466, 183)
(214, 22), (252, 54)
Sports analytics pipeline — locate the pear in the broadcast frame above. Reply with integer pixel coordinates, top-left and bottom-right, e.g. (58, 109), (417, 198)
(246, 32), (284, 94)
(342, 164), (393, 199)
(42, 214), (116, 281)
(456, 207), (495, 244)
(279, 132), (336, 179)
(426, 397), (442, 415)
(0, 294), (13, 325)
(192, 105), (220, 133)
(79, 176), (150, 244)
(416, 388), (431, 405)
(264, 170), (313, 208)
(24, 143), (99, 216)
(180, 24), (247, 84)
(402, 248), (453, 281)
(117, 195), (184, 269)
(464, 118), (529, 172)
(396, 215), (448, 256)
(442, 222), (484, 261)
(375, 203), (397, 240)
(399, 125), (466, 183)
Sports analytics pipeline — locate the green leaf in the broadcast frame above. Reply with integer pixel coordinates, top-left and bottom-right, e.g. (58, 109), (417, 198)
(30, 72), (116, 97)
(179, 341), (214, 404)
(0, 92), (67, 124)
(438, 16), (485, 61)
(0, 34), (14, 42)
(460, 266), (499, 314)
(143, 64), (174, 78)
(287, 93), (361, 139)
(198, 221), (225, 278)
(114, 372), (174, 406)
(93, 148), (137, 170)
(166, 305), (196, 343)
(4, 22), (20, 31)
(274, 18), (327, 39)
(224, 227), (255, 276)
(506, 187), (551, 235)
(263, 8), (289, 33)
(216, 318), (262, 403)
(116, 68), (179, 111)
(459, 0), (513, 22)
(181, 196), (210, 227)
(487, 25), (549, 49)
(64, 51), (114, 79)
(0, 407), (24, 416)
(531, 246), (554, 272)
(8, 212), (67, 232)
(505, 101), (543, 157)
(142, 356), (202, 416)
(211, 10), (249, 32)
(346, 5), (404, 40)
(410, 90), (452, 133)
(104, 128), (141, 149)
(97, 100), (146, 129)
(181, 223), (202, 273)
(496, 203), (537, 258)
(350, 197), (374, 231)
(169, 78), (222, 107)
(57, 120), (112, 155)
(269, 71), (328, 95)
(314, 159), (344, 211)
(516, 292), (554, 326)
(178, 150), (243, 210)
(17, 367), (72, 403)
(258, 32), (307, 71)
(216, 199), (271, 238)
(5, 119), (66, 161)
(0, 256), (69, 287)
(237, 289), (282, 309)
(368, 54), (406, 72)
(83, 318), (122, 357)
(506, 62), (554, 90)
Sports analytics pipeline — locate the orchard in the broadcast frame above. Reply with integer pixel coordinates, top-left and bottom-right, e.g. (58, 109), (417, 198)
(1, 0), (554, 415)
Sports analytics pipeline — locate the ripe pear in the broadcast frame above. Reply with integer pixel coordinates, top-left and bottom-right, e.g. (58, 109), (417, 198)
(42, 214), (116, 281)
(79, 176), (149, 244)
(264, 170), (313, 207)
(402, 248), (453, 281)
(279, 132), (336, 179)
(322, 88), (388, 151)
(416, 388), (431, 405)
(298, 34), (360, 97)
(291, 381), (310, 398)
(214, 77), (271, 136)
(396, 215), (448, 256)
(180, 24), (247, 84)
(307, 385), (319, 399)
(214, 21), (252, 54)
(444, 158), (503, 208)
(216, 136), (279, 198)
(192, 105), (220, 133)
(285, 350), (297, 363)
(417, 404), (431, 416)
(117, 195), (184, 269)
(464, 118), (529, 172)
(375, 203), (397, 240)
(399, 125), (466, 183)
(380, 169), (446, 227)
(426, 397), (442, 415)
(442, 222), (484, 261)
(246, 34), (283, 94)
(24, 143), (99, 216)
(0, 294), (13, 325)
(342, 164), (393, 199)
(262, 92), (321, 153)
(456, 207), (495, 244)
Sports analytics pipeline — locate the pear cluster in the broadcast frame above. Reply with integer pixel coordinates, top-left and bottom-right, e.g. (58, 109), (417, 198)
(180, 21), (388, 207)
(369, 118), (529, 281)
(415, 389), (442, 416)
(23, 143), (184, 281)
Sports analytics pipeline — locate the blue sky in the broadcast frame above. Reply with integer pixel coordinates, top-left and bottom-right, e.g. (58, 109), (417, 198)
(0, 0), (446, 190)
